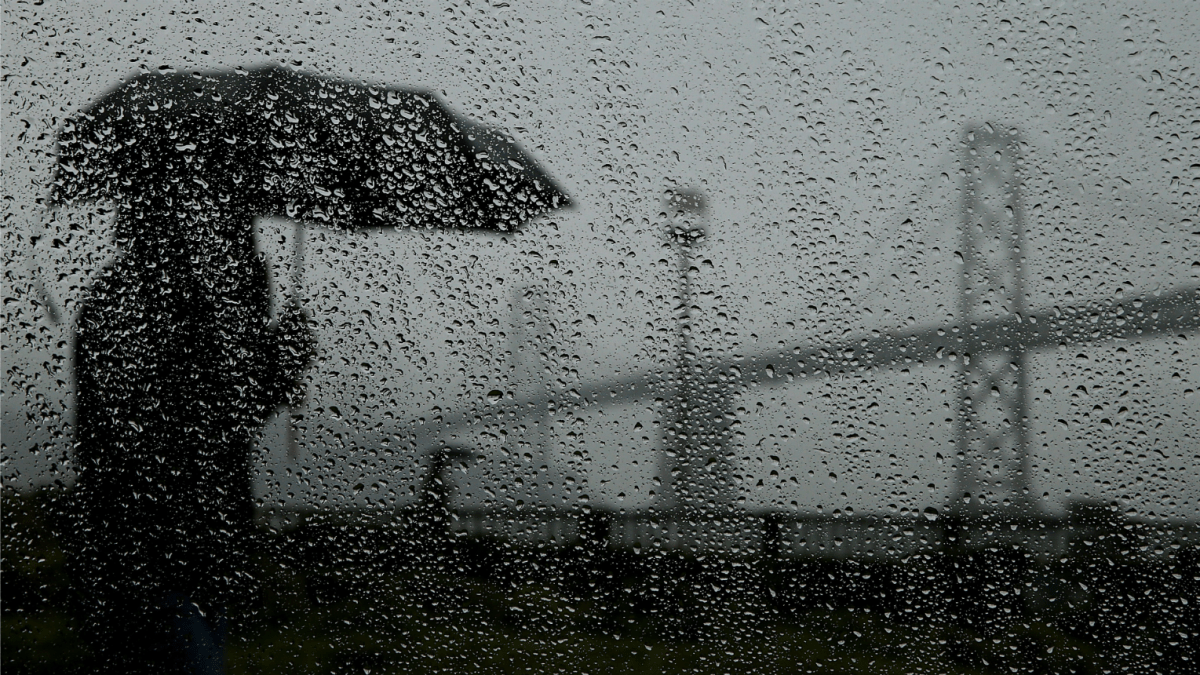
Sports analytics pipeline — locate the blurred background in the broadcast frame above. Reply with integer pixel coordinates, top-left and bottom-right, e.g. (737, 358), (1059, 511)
(4, 1), (1198, 673)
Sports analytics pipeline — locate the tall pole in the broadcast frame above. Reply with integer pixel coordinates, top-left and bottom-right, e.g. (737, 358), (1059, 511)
(514, 285), (553, 509)
(287, 221), (305, 463)
(661, 188), (729, 512)
(954, 124), (1031, 516)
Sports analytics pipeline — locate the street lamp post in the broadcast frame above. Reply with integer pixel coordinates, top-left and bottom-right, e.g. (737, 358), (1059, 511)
(666, 188), (708, 370)
(662, 188), (719, 512)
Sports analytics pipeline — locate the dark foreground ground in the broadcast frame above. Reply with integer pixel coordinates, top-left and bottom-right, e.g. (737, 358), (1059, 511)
(4, 487), (1196, 674)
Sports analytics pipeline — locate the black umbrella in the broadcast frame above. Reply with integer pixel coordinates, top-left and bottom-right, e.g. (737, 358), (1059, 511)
(51, 70), (572, 668)
(50, 66), (573, 468)
(50, 64), (569, 231)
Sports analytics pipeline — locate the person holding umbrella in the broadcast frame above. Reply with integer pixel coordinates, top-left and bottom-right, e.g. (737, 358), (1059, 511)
(51, 65), (569, 674)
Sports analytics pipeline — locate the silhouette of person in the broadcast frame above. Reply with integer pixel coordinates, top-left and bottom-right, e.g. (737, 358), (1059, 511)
(65, 196), (314, 674)
(50, 66), (568, 674)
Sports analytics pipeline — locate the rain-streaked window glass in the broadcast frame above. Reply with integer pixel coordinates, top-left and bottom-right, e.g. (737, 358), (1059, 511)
(3, 2), (1197, 673)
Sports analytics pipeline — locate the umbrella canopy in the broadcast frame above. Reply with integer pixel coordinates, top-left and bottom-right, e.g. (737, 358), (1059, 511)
(50, 64), (569, 233)
(49, 68), (573, 629)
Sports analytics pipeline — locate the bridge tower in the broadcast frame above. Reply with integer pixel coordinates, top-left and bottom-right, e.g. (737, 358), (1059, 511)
(954, 124), (1032, 515)
(510, 285), (556, 506)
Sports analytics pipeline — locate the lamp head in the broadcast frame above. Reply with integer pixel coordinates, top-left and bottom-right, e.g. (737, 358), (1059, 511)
(663, 187), (708, 249)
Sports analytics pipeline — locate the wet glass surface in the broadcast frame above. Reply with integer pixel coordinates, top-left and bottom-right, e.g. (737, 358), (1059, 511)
(3, 2), (1198, 673)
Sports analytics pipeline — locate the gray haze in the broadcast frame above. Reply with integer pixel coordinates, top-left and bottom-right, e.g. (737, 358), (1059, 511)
(4, 0), (1197, 521)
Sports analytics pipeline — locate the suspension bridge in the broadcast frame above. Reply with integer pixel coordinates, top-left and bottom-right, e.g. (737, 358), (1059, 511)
(272, 124), (1200, 561)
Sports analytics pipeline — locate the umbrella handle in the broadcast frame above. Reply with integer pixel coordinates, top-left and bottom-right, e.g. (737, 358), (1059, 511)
(291, 220), (305, 299)
(286, 409), (302, 463)
(286, 221), (305, 463)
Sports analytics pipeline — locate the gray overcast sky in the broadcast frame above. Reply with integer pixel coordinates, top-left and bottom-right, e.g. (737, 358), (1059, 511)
(4, 0), (1197, 519)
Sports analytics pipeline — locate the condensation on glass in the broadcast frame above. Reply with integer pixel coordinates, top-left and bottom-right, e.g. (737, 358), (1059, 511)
(3, 2), (1197, 674)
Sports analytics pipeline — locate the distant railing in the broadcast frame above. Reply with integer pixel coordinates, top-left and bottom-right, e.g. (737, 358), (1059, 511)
(257, 501), (1200, 565)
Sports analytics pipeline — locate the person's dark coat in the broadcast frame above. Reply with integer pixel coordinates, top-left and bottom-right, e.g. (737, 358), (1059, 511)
(65, 197), (312, 673)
